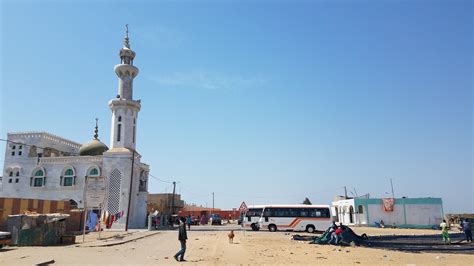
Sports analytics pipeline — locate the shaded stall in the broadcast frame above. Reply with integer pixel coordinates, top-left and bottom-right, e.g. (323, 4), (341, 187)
(7, 213), (70, 246)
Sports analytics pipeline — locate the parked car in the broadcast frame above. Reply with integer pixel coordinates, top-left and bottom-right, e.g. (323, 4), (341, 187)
(210, 214), (222, 225)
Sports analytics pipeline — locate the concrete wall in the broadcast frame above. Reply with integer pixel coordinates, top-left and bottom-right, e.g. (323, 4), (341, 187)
(102, 149), (148, 229)
(333, 198), (443, 228)
(366, 203), (405, 226)
(356, 198), (443, 228)
(405, 204), (443, 226)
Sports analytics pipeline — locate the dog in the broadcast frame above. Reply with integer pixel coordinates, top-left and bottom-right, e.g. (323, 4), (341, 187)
(228, 230), (235, 244)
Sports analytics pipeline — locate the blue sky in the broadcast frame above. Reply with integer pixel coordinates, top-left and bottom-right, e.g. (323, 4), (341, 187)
(1, 0), (472, 212)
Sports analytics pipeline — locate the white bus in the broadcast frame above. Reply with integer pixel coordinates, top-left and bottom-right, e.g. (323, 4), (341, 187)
(257, 204), (332, 233)
(242, 205), (265, 231)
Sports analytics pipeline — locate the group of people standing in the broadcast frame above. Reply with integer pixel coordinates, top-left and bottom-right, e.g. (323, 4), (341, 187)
(327, 221), (346, 245)
(440, 218), (472, 244)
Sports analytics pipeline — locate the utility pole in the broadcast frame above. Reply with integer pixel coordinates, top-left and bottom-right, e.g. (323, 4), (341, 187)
(125, 150), (136, 231)
(344, 186), (348, 198)
(212, 192), (214, 215)
(170, 181), (176, 215)
(390, 178), (395, 198)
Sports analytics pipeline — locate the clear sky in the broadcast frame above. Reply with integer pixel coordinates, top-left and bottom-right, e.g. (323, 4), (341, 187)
(1, 0), (472, 212)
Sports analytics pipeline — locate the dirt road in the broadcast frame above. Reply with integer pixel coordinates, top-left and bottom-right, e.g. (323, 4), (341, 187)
(1, 228), (473, 265)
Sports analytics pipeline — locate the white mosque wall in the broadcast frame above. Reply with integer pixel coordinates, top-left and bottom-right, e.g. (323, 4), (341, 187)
(1, 153), (103, 208)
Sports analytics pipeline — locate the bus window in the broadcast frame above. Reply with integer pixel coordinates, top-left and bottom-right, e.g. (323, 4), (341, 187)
(300, 209), (309, 217)
(315, 208), (330, 218)
(263, 208), (273, 217)
(246, 208), (263, 217)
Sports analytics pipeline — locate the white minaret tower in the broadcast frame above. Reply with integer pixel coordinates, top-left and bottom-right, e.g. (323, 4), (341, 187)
(109, 24), (141, 150)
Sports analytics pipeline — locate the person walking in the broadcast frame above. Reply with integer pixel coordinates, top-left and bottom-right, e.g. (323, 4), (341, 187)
(440, 219), (451, 244)
(461, 219), (472, 243)
(187, 214), (192, 230)
(174, 217), (188, 262)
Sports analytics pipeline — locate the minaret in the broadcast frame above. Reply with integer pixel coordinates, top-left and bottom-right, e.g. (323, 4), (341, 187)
(109, 24), (141, 150)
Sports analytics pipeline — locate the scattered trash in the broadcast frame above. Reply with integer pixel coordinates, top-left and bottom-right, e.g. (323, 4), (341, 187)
(195, 238), (199, 240)
(316, 256), (327, 259)
(164, 257), (169, 259)
(345, 250), (350, 253)
(355, 262), (361, 264)
(383, 255), (388, 258)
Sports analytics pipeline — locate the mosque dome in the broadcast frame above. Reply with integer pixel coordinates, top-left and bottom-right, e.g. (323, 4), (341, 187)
(79, 118), (109, 156)
(79, 139), (109, 156)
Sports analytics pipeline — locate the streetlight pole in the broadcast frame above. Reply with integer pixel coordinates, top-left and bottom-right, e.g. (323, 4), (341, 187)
(125, 150), (135, 231)
(171, 181), (176, 215)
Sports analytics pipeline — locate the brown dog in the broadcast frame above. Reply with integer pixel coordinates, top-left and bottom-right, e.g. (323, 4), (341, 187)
(228, 230), (235, 244)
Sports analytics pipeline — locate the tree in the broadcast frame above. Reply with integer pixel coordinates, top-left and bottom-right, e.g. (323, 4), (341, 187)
(302, 197), (312, 205)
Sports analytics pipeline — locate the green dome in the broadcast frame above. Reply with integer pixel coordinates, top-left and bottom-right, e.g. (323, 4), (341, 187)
(79, 139), (109, 156)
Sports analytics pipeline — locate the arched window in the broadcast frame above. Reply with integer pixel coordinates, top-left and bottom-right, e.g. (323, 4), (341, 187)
(89, 168), (99, 176)
(9, 171), (13, 177)
(139, 170), (147, 192)
(62, 168), (75, 186)
(117, 124), (122, 142)
(117, 116), (122, 142)
(35, 169), (44, 176)
(32, 168), (45, 187)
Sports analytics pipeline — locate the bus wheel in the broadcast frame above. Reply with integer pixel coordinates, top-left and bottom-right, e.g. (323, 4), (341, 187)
(306, 225), (315, 233)
(251, 223), (259, 231)
(268, 224), (277, 232)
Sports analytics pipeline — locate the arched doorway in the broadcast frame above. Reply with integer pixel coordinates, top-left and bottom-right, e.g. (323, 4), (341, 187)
(349, 206), (354, 224)
(69, 199), (78, 209)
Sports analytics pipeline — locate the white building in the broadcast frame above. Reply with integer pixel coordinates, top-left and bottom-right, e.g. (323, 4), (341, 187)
(0, 27), (149, 229)
(332, 197), (444, 229)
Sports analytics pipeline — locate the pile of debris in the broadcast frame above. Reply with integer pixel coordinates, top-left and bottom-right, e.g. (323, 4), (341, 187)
(309, 226), (368, 246)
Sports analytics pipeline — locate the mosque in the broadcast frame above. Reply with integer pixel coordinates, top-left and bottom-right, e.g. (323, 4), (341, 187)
(0, 27), (149, 229)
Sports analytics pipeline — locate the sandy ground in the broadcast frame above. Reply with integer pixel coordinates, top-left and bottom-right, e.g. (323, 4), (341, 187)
(0, 226), (472, 265)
